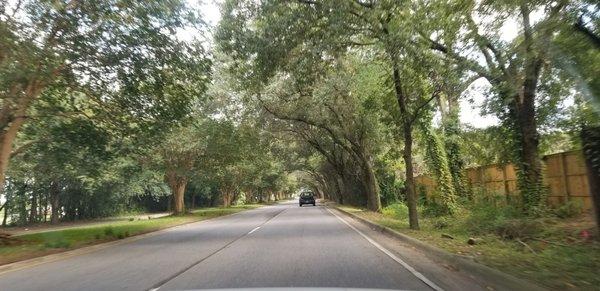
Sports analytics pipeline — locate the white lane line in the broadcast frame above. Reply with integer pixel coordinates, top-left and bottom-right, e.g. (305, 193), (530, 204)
(326, 208), (444, 291)
(147, 207), (289, 291)
(248, 226), (261, 234)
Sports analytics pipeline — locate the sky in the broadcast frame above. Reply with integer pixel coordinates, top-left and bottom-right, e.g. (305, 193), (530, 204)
(195, 0), (503, 129)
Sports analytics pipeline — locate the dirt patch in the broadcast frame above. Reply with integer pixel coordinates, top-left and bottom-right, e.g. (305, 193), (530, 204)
(0, 232), (21, 246)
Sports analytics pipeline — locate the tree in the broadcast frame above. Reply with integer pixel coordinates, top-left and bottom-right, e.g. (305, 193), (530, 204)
(158, 122), (209, 214)
(0, 0), (209, 194)
(216, 1), (454, 224)
(253, 57), (383, 211)
(417, 0), (587, 213)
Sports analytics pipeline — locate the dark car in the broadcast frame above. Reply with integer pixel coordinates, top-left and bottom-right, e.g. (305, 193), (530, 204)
(299, 192), (316, 207)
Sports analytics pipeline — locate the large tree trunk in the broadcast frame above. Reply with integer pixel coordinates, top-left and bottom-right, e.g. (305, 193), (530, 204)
(165, 169), (188, 215)
(392, 60), (420, 230)
(505, 52), (543, 214)
(361, 155), (381, 212)
(50, 180), (60, 224)
(43, 199), (48, 223)
(29, 191), (37, 223)
(515, 6), (544, 214)
(222, 188), (232, 207)
(581, 126), (600, 234)
(402, 126), (419, 229)
(516, 106), (542, 211)
(334, 175), (344, 204)
(514, 94), (543, 212)
(1, 199), (8, 226)
(171, 181), (186, 214)
(246, 190), (254, 204)
(0, 80), (46, 195)
(0, 117), (26, 194)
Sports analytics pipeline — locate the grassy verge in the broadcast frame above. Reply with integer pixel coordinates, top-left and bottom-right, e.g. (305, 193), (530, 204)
(0, 204), (261, 266)
(338, 204), (599, 290)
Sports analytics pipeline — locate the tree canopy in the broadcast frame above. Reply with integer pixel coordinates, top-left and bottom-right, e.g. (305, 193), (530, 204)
(1, 0), (598, 232)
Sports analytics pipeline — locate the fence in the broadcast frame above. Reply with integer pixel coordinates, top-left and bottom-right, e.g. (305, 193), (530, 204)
(414, 150), (593, 210)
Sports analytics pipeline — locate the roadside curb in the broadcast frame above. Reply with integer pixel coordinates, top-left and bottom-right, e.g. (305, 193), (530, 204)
(330, 206), (547, 291)
(0, 206), (263, 276)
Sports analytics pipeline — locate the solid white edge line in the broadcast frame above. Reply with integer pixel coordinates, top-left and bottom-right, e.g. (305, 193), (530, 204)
(326, 208), (445, 291)
(248, 226), (261, 234)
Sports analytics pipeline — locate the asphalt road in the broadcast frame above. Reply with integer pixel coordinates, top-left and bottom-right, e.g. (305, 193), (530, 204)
(0, 201), (450, 291)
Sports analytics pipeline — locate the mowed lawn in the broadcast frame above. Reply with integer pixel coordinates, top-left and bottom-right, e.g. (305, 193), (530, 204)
(0, 205), (262, 265)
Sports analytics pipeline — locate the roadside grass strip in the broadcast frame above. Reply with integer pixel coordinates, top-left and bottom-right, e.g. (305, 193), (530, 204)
(0, 205), (262, 266)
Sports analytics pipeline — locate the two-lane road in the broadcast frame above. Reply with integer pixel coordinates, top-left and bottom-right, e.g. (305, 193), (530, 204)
(0, 201), (458, 291)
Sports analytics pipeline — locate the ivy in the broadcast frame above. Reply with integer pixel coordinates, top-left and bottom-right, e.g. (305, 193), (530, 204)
(442, 107), (469, 198)
(420, 122), (457, 215)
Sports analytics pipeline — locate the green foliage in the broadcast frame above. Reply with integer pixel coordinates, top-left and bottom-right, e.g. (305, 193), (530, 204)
(552, 200), (584, 219)
(2, 0), (596, 232)
(0, 205), (261, 265)
(422, 200), (454, 218)
(103, 226), (115, 237)
(494, 219), (544, 240)
(382, 203), (409, 220)
(420, 124), (457, 215)
(431, 217), (450, 230)
(441, 110), (468, 197)
(344, 202), (600, 289)
(464, 196), (523, 235)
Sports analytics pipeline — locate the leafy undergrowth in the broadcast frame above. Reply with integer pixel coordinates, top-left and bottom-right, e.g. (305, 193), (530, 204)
(0, 204), (261, 266)
(338, 204), (599, 290)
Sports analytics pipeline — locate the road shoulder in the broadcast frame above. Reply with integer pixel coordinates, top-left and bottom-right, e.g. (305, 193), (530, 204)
(328, 206), (547, 291)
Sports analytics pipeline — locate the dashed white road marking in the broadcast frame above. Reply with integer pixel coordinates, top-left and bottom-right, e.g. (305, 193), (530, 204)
(327, 208), (445, 291)
(248, 226), (261, 234)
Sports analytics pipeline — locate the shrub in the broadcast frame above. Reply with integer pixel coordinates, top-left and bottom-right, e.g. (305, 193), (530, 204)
(382, 203), (409, 220)
(432, 217), (450, 229)
(235, 193), (247, 205)
(103, 226), (114, 237)
(464, 196), (521, 234)
(553, 200), (584, 218)
(494, 219), (543, 239)
(422, 200), (453, 217)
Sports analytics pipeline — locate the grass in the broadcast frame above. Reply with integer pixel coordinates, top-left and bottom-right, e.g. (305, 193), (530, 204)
(338, 204), (600, 290)
(0, 204), (262, 266)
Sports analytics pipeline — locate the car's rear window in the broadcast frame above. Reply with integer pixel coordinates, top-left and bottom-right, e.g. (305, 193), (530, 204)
(301, 193), (313, 197)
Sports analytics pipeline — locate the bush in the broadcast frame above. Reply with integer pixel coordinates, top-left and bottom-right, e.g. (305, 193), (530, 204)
(494, 219), (543, 239)
(103, 226), (114, 237)
(382, 203), (409, 219)
(422, 200), (453, 217)
(235, 193), (247, 206)
(432, 217), (451, 229)
(553, 200), (584, 218)
(465, 197), (522, 234)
